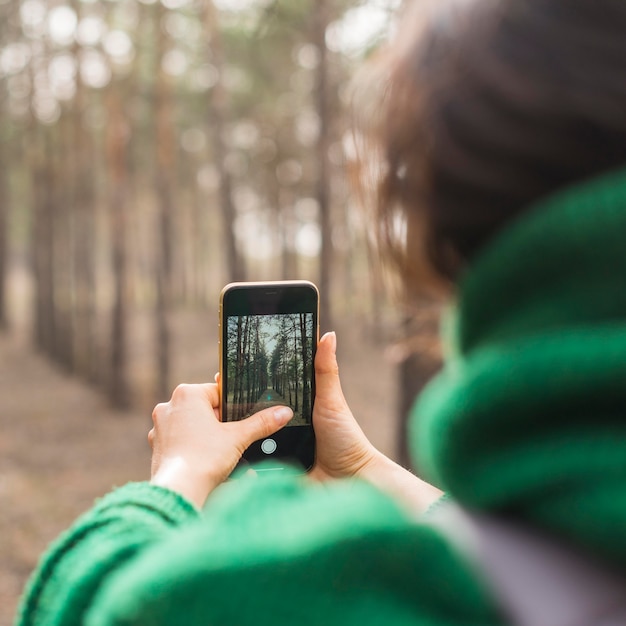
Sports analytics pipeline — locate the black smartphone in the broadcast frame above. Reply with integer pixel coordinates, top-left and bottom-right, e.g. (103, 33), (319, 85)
(219, 281), (318, 472)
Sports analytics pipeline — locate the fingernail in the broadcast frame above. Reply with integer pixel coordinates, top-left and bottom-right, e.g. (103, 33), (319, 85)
(322, 331), (336, 353)
(273, 406), (293, 423)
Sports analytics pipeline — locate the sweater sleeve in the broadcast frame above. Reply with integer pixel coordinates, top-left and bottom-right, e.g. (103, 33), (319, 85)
(15, 482), (199, 626)
(85, 473), (503, 626)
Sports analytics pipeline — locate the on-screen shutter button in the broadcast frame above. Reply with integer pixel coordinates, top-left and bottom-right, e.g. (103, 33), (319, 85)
(261, 438), (277, 454)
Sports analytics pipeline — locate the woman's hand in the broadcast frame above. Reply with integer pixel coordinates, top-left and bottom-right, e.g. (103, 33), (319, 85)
(309, 332), (381, 481)
(149, 383), (293, 509)
(311, 332), (443, 515)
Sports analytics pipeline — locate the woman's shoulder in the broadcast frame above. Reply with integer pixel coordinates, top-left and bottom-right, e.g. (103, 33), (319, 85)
(86, 471), (504, 626)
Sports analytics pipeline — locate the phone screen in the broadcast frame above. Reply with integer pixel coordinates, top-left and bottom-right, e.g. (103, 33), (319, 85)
(220, 282), (318, 470)
(224, 312), (315, 425)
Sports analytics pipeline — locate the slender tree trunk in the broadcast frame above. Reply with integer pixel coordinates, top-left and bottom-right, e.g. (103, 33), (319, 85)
(45, 128), (75, 368)
(279, 189), (298, 280)
(192, 176), (206, 304)
(53, 118), (76, 371)
(154, 2), (176, 401)
(204, 0), (245, 283)
(31, 126), (56, 354)
(299, 312), (310, 412)
(234, 315), (243, 410)
(106, 87), (131, 409)
(0, 0), (9, 331)
(25, 23), (51, 352)
(71, 0), (97, 381)
(0, 131), (7, 331)
(291, 321), (299, 412)
(237, 316), (249, 418)
(313, 0), (332, 332)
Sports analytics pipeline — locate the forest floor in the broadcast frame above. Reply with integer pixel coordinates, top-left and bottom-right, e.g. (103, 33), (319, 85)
(0, 312), (398, 626)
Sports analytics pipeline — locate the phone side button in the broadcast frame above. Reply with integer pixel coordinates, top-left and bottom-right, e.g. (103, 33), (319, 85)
(260, 438), (277, 455)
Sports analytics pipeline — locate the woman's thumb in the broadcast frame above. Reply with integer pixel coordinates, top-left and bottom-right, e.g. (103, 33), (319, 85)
(315, 332), (348, 411)
(234, 405), (293, 447)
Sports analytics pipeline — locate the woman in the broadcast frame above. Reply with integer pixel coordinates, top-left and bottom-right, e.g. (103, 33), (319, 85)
(16, 0), (626, 624)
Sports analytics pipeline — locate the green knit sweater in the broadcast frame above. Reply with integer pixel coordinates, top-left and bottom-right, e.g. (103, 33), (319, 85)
(16, 476), (497, 626)
(15, 168), (626, 626)
(413, 166), (626, 568)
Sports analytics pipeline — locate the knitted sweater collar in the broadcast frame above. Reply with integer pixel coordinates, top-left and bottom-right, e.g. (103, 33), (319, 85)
(412, 167), (626, 566)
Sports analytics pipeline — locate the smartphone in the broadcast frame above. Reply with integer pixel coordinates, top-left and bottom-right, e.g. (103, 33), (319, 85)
(219, 281), (319, 472)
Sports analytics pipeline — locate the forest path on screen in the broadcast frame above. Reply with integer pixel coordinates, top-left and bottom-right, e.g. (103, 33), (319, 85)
(250, 388), (307, 426)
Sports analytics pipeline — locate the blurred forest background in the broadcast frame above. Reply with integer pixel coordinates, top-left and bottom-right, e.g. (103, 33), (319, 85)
(0, 0), (441, 622)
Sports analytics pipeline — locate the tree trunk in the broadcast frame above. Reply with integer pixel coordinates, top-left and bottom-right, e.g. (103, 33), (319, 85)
(292, 320), (299, 412)
(106, 87), (132, 409)
(313, 0), (332, 332)
(50, 118), (74, 370)
(204, 0), (245, 283)
(279, 189), (298, 280)
(234, 315), (243, 411)
(0, 128), (7, 331)
(154, 2), (176, 401)
(48, 130), (72, 366)
(71, 0), (97, 382)
(25, 24), (53, 353)
(299, 312), (310, 413)
(31, 127), (56, 355)
(0, 0), (9, 331)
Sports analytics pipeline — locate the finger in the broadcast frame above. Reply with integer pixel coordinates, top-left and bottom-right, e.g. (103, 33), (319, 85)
(232, 405), (293, 448)
(213, 374), (222, 420)
(315, 332), (349, 411)
(152, 402), (168, 424)
(148, 428), (155, 448)
(196, 382), (219, 408)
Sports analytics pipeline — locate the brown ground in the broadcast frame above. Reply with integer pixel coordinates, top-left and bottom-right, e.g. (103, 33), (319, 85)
(0, 313), (397, 626)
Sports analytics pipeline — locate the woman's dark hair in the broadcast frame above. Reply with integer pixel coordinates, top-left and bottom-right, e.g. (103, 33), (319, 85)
(358, 0), (626, 291)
